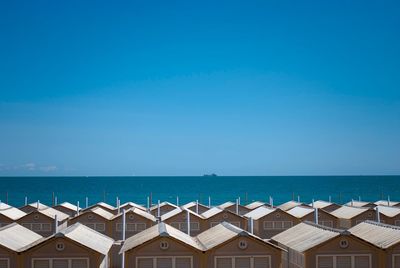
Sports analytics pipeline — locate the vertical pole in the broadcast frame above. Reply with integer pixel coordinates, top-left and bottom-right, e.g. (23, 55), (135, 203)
(176, 196), (179, 206)
(86, 197), (89, 208)
(150, 192), (153, 207)
(329, 196), (332, 203)
(117, 198), (120, 214)
(146, 196), (150, 212)
(157, 200), (160, 218)
(54, 214), (58, 234)
(187, 210), (190, 236)
(376, 206), (380, 223)
(238, 197), (241, 205)
(250, 217), (254, 234)
(77, 201), (80, 216)
(312, 199), (315, 208)
(236, 199), (239, 215)
(196, 200), (199, 214)
(314, 208), (319, 224)
(55, 196), (58, 206)
(37, 200), (40, 210)
(359, 196), (361, 202)
(270, 196), (274, 208)
(351, 199), (354, 207)
(388, 196), (391, 206)
(208, 196), (211, 208)
(25, 196), (28, 206)
(297, 195), (300, 203)
(122, 209), (126, 268)
(116, 196), (119, 208)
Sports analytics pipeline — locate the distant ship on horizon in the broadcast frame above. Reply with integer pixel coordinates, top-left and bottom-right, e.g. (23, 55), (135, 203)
(203, 173), (218, 177)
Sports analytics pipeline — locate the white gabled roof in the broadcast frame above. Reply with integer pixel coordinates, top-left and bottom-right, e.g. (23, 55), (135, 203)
(0, 203), (11, 210)
(272, 222), (342, 252)
(181, 201), (209, 210)
(0, 223), (43, 252)
(201, 207), (224, 218)
(89, 207), (114, 220)
(218, 201), (236, 209)
(161, 207), (204, 222)
(244, 206), (276, 220)
(28, 202), (49, 210)
(60, 223), (114, 255)
(150, 201), (178, 211)
(374, 200), (400, 207)
(345, 200), (374, 208)
(286, 206), (314, 219)
(349, 221), (400, 249)
(277, 201), (303, 211)
(120, 223), (204, 253)
(38, 207), (70, 222)
(309, 200), (336, 209)
(112, 208), (157, 222)
(0, 207), (27, 220)
(95, 202), (116, 211)
(375, 205), (400, 218)
(57, 202), (81, 211)
(120, 202), (147, 211)
(245, 201), (266, 210)
(330, 206), (370, 219)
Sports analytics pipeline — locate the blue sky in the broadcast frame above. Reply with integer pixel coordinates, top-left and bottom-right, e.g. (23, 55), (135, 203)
(0, 1), (399, 176)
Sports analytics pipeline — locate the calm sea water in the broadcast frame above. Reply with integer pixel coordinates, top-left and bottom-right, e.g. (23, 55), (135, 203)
(0, 176), (399, 208)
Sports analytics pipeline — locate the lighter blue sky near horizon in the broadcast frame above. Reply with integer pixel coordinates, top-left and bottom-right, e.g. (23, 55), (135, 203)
(0, 1), (399, 176)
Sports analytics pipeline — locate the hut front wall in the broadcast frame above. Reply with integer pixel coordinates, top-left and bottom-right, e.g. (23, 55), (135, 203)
(0, 215), (13, 228)
(68, 212), (111, 236)
(22, 237), (104, 268)
(302, 210), (339, 229)
(111, 214), (153, 240)
(125, 237), (203, 268)
(163, 213), (204, 236)
(306, 235), (380, 268)
(254, 212), (300, 239)
(206, 236), (283, 268)
(205, 213), (246, 230)
(17, 213), (55, 237)
(0, 246), (18, 268)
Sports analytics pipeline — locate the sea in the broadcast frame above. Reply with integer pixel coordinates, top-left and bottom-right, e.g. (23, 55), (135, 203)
(0, 176), (399, 208)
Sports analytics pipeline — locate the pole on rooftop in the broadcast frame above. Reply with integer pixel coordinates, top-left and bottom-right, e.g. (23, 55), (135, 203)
(376, 206), (380, 223)
(86, 197), (89, 208)
(187, 210), (191, 236)
(54, 214), (58, 234)
(196, 200), (199, 214)
(25, 196), (28, 206)
(314, 208), (319, 224)
(37, 200), (40, 210)
(77, 201), (80, 216)
(208, 196), (211, 208)
(122, 209), (126, 268)
(55, 196), (58, 206)
(176, 196), (179, 206)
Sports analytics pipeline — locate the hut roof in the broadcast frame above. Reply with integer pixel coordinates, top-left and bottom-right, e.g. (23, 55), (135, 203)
(161, 207), (204, 221)
(150, 201), (178, 211)
(277, 201), (303, 211)
(120, 201), (147, 211)
(245, 201), (267, 210)
(244, 206), (276, 220)
(345, 200), (375, 208)
(120, 222), (204, 253)
(218, 201), (236, 209)
(374, 200), (400, 207)
(37, 207), (70, 222)
(330, 206), (370, 219)
(375, 205), (400, 218)
(0, 207), (27, 220)
(286, 206), (314, 219)
(56, 202), (81, 211)
(349, 220), (400, 249)
(111, 208), (157, 222)
(95, 202), (116, 210)
(309, 200), (338, 209)
(271, 221), (343, 252)
(89, 207), (114, 220)
(196, 221), (283, 251)
(0, 223), (43, 252)
(27, 201), (49, 210)
(0, 203), (11, 210)
(59, 223), (114, 255)
(181, 201), (209, 210)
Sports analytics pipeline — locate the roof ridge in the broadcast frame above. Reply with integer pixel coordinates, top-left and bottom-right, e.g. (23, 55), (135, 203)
(363, 220), (400, 231)
(303, 221), (347, 233)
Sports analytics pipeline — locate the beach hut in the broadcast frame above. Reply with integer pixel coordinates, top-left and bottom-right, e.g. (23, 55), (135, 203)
(0, 203), (11, 210)
(150, 201), (179, 217)
(218, 201), (251, 216)
(68, 207), (114, 236)
(119, 202), (147, 212)
(110, 208), (157, 240)
(271, 221), (381, 268)
(53, 202), (81, 217)
(277, 201), (305, 211)
(330, 206), (376, 229)
(201, 207), (247, 230)
(349, 220), (400, 268)
(345, 200), (376, 208)
(245, 201), (268, 210)
(182, 201), (210, 215)
(198, 221), (285, 268)
(0, 223), (43, 268)
(21, 222), (114, 268)
(120, 222), (205, 268)
(0, 206), (26, 227)
(17, 207), (69, 237)
(308, 200), (341, 213)
(286, 206), (339, 228)
(83, 202), (117, 215)
(374, 205), (400, 226)
(244, 206), (300, 239)
(19, 201), (49, 213)
(161, 208), (205, 236)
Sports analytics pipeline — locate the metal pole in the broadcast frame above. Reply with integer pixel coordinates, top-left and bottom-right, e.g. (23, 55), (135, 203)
(187, 210), (190, 236)
(77, 201), (80, 216)
(54, 214), (58, 234)
(208, 196), (211, 208)
(314, 208), (319, 224)
(122, 209), (126, 268)
(176, 196), (179, 206)
(86, 197), (89, 208)
(196, 200), (199, 214)
(376, 206), (380, 223)
(25, 196), (28, 206)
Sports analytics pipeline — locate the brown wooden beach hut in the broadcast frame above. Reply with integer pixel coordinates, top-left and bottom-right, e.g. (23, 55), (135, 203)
(308, 200), (341, 213)
(245, 201), (268, 211)
(161, 207), (205, 236)
(271, 221), (382, 268)
(17, 207), (69, 237)
(201, 207), (247, 230)
(330, 206), (376, 229)
(244, 206), (300, 239)
(182, 201), (210, 215)
(120, 222), (205, 268)
(110, 207), (157, 240)
(0, 223), (43, 268)
(286, 206), (339, 228)
(218, 201), (251, 216)
(21, 222), (114, 268)
(68, 207), (114, 236)
(277, 201), (305, 211)
(53, 202), (81, 217)
(20, 201), (49, 214)
(0, 206), (26, 227)
(197, 221), (285, 268)
(375, 205), (400, 226)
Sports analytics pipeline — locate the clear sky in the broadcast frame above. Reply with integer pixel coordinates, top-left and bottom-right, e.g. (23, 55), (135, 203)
(0, 1), (399, 176)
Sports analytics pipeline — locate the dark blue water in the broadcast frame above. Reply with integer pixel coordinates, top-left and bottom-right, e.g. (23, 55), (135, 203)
(0, 176), (399, 207)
